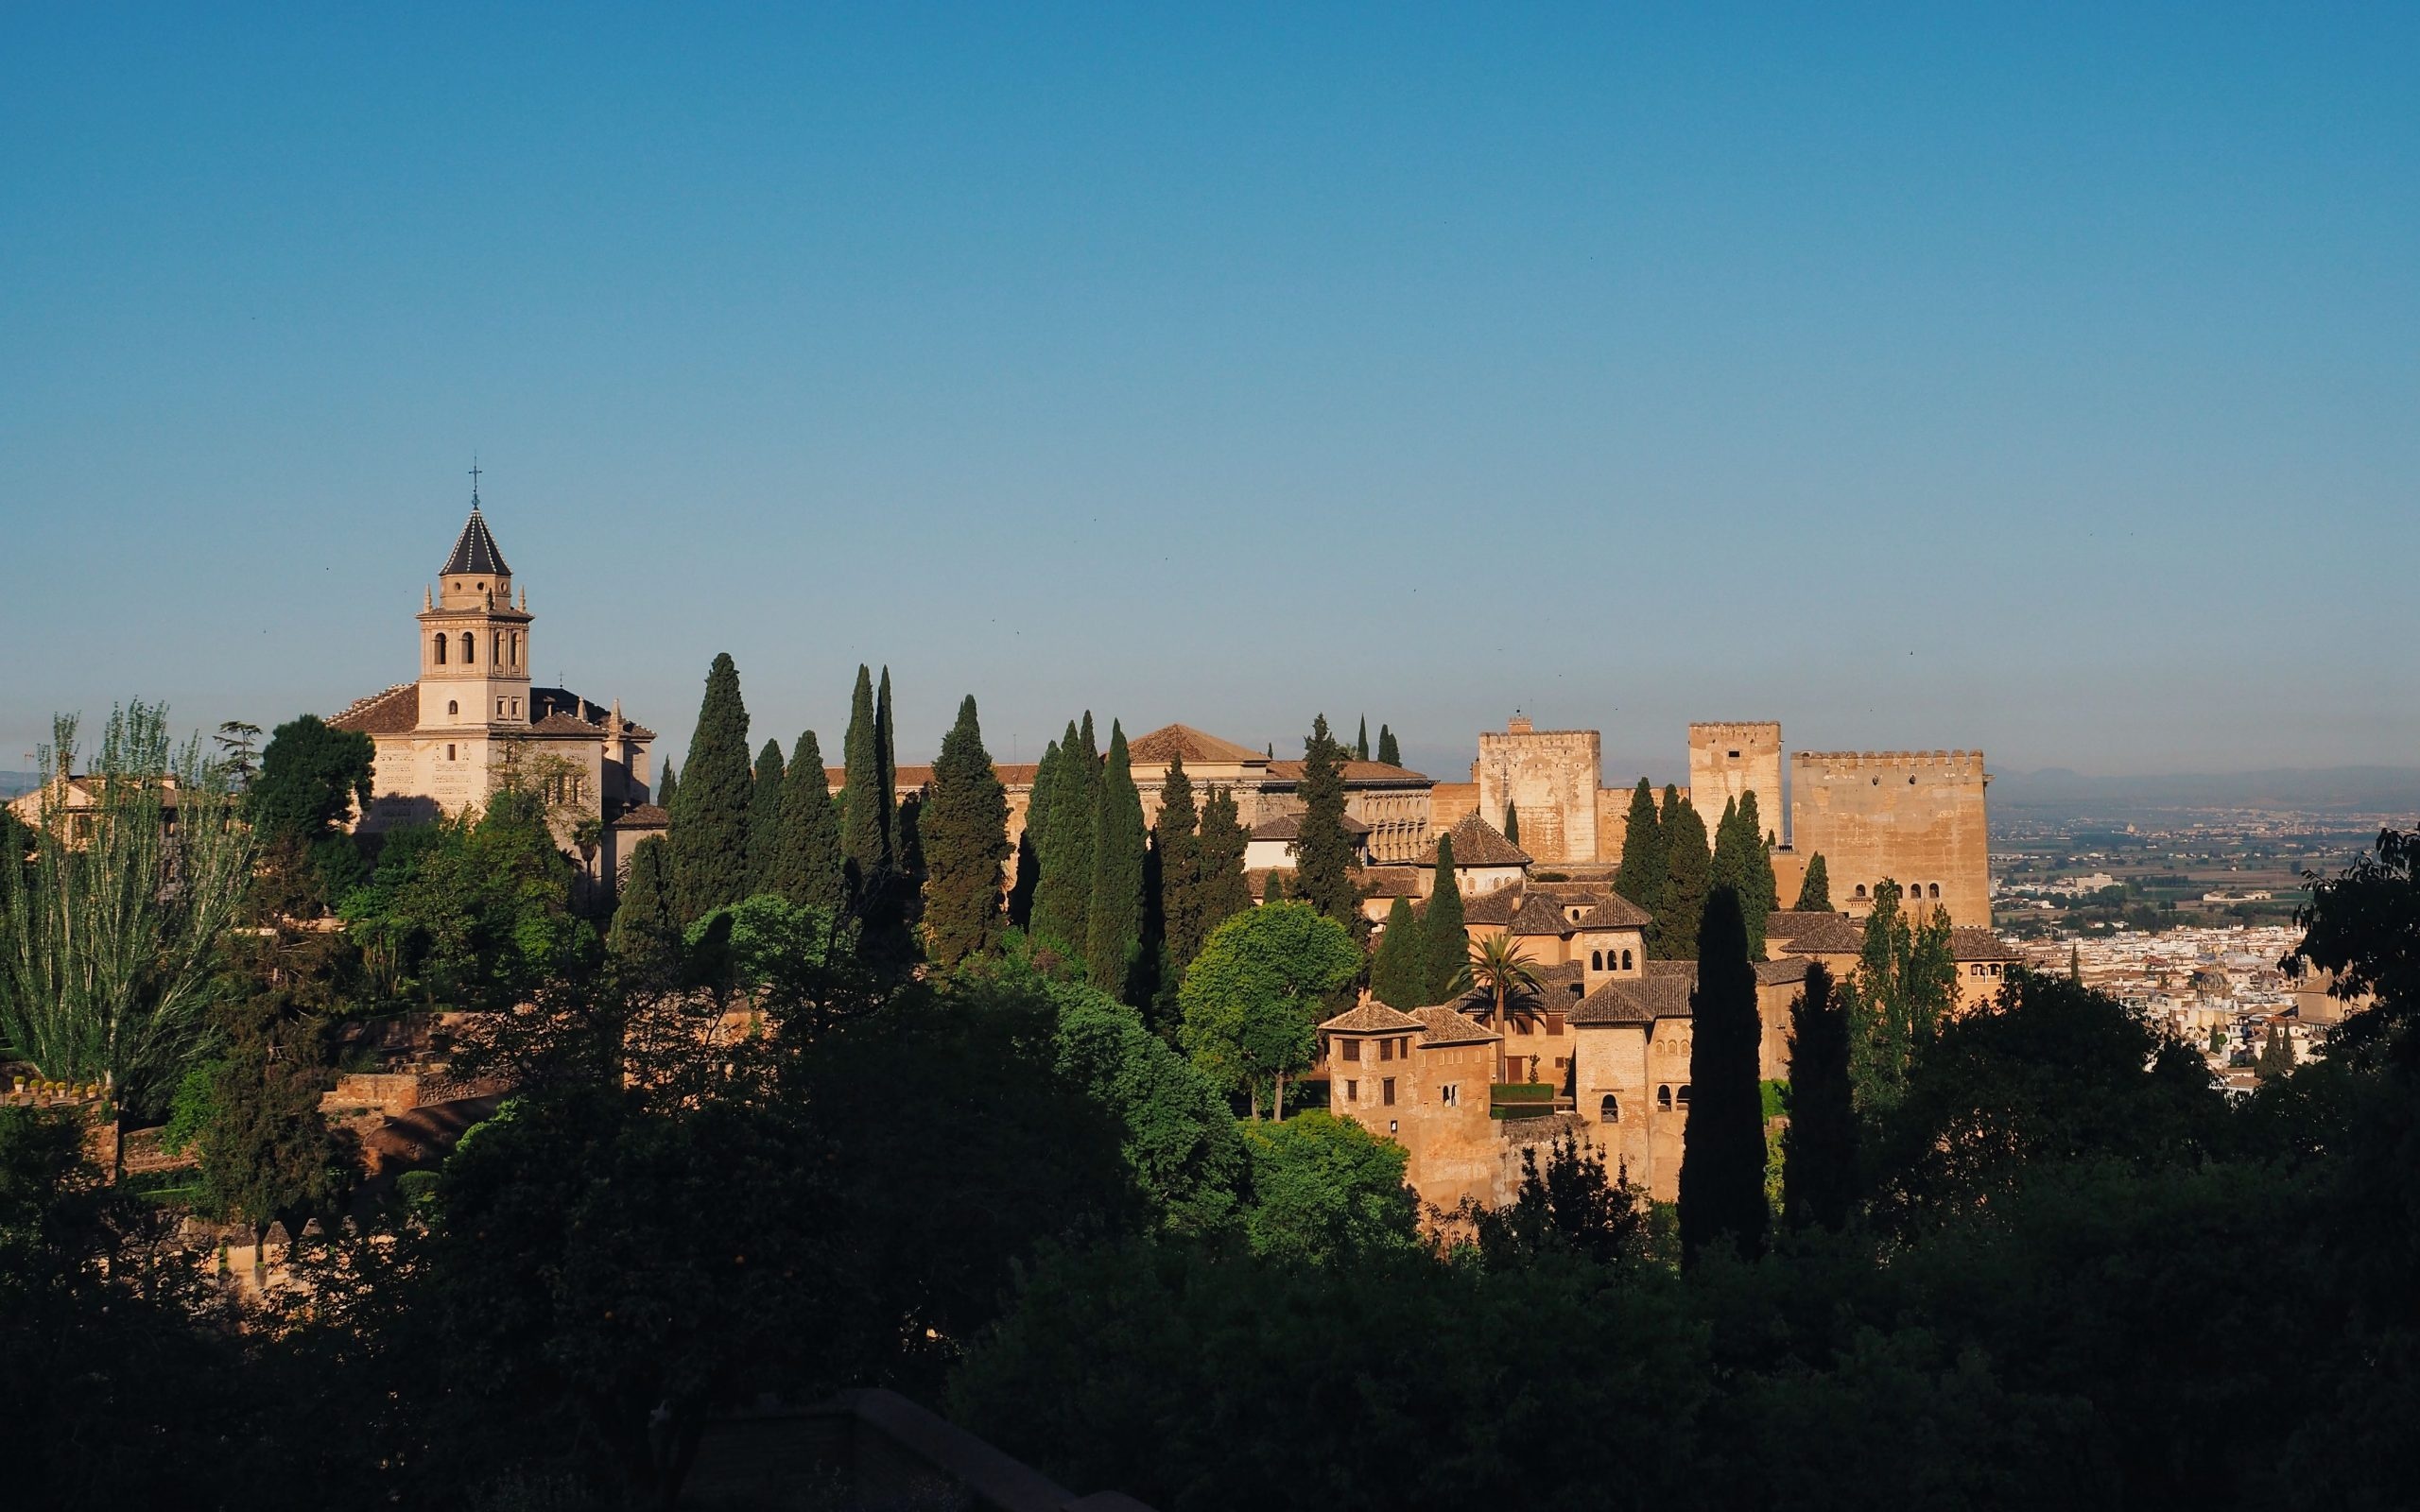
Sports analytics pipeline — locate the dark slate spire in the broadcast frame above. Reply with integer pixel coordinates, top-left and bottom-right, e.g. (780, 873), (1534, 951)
(441, 475), (510, 576)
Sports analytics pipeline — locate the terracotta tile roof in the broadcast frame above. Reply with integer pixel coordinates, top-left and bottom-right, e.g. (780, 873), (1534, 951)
(529, 688), (658, 741)
(1320, 1001), (1423, 1033)
(1950, 927), (2021, 961)
(1577, 895), (1654, 930)
(1509, 892), (1576, 936)
(1357, 867), (1423, 899)
(1754, 957), (1813, 986)
(1570, 976), (1695, 1025)
(1419, 814), (1530, 868)
(1459, 887), (1522, 925)
(821, 763), (1041, 793)
(441, 505), (510, 576)
(1266, 758), (1431, 784)
(1409, 1005), (1496, 1046)
(1250, 810), (1370, 840)
(1785, 918), (1866, 955)
(1645, 959), (1700, 981)
(329, 683), (419, 735)
(610, 803), (670, 830)
(1126, 724), (1268, 766)
(1765, 911), (1843, 943)
(1534, 961), (1588, 1001)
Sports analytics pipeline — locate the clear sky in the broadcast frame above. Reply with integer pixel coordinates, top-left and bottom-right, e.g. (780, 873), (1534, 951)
(3, 4), (2413, 783)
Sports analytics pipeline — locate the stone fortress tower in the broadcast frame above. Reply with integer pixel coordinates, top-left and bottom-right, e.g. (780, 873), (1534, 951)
(1474, 717), (1600, 867)
(1685, 722), (1783, 844)
(1789, 749), (1991, 926)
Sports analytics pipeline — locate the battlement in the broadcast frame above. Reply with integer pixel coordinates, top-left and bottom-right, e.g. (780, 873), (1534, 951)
(1688, 721), (1781, 741)
(1795, 749), (1985, 777)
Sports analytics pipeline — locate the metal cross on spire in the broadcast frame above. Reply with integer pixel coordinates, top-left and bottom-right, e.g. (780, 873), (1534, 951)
(469, 456), (483, 507)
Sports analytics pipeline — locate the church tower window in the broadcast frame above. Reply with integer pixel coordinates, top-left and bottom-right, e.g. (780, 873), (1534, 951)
(460, 632), (475, 664)
(446, 700), (458, 715)
(434, 634), (447, 665)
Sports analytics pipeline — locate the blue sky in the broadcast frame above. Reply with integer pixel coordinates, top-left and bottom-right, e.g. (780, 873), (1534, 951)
(3, 4), (2412, 782)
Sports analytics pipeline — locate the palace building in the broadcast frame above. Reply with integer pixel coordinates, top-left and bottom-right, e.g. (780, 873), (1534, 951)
(329, 489), (661, 902)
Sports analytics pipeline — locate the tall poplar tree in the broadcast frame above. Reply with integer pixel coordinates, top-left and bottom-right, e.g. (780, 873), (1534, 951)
(1658, 786), (1710, 960)
(839, 664), (890, 897)
(1030, 717), (1099, 954)
(669, 652), (753, 921)
(1195, 786), (1252, 938)
(746, 738), (786, 896)
(1422, 834), (1467, 1005)
(921, 695), (1011, 969)
(1291, 714), (1361, 935)
(1355, 716), (1370, 761)
(1086, 722), (1148, 999)
(1153, 756), (1205, 981)
(769, 730), (843, 914)
(1679, 885), (1767, 1265)
(1781, 961), (1856, 1231)
(654, 757), (676, 811)
(1375, 726), (1401, 767)
(1793, 851), (1833, 912)
(1371, 896), (1426, 1007)
(1614, 778), (1667, 923)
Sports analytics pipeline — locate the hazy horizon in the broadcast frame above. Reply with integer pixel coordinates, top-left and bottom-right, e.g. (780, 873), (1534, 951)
(5, 7), (2412, 776)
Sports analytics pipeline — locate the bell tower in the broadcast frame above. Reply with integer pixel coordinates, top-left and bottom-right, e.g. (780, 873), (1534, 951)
(416, 472), (535, 730)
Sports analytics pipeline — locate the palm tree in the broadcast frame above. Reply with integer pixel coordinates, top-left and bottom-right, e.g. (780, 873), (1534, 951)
(1468, 933), (1542, 1083)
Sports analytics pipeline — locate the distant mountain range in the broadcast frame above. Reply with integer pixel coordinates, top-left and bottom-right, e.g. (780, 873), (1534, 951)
(1992, 765), (2420, 816)
(0, 770), (38, 800)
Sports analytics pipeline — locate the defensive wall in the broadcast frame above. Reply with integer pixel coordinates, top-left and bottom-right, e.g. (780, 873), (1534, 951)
(1687, 721), (1783, 844)
(1790, 749), (1991, 926)
(1474, 718), (1600, 866)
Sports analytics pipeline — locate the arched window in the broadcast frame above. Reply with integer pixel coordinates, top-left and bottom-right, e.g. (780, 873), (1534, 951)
(1599, 1093), (1620, 1124)
(459, 632), (475, 663)
(433, 634), (447, 665)
(1591, 950), (1602, 971)
(1855, 884), (1869, 900)
(1656, 1085), (1672, 1110)
(1929, 883), (1941, 900)
(1622, 949), (1634, 970)
(1676, 1085), (1692, 1108)
(509, 632), (519, 665)
(446, 700), (458, 715)
(494, 632), (504, 663)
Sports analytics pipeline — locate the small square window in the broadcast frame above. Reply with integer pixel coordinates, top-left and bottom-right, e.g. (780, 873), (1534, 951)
(1382, 1077), (1396, 1107)
(1346, 1079), (1358, 1102)
(1342, 1039), (1360, 1062)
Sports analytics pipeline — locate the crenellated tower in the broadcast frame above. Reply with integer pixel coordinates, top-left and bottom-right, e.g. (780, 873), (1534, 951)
(415, 488), (535, 731)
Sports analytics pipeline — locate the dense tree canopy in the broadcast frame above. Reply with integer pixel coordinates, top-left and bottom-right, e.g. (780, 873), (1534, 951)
(1177, 902), (1357, 1119)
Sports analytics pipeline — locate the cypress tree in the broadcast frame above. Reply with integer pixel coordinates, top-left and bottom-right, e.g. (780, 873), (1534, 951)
(875, 665), (900, 861)
(608, 833), (681, 964)
(668, 652), (753, 920)
(1422, 834), (1467, 1005)
(1502, 800), (1521, 848)
(1009, 739), (1059, 930)
(1614, 778), (1667, 922)
(1781, 961), (1856, 1231)
(1030, 717), (1099, 954)
(1375, 725), (1401, 767)
(1793, 852), (1833, 912)
(1371, 896), (1426, 1007)
(654, 756), (677, 811)
(1710, 796), (1766, 957)
(2068, 944), (2083, 984)
(840, 665), (890, 896)
(1086, 722), (1148, 999)
(746, 738), (786, 896)
(1355, 716), (1370, 761)
(1658, 786), (1710, 960)
(1291, 714), (1361, 934)
(1679, 885), (1767, 1266)
(769, 730), (843, 914)
(1195, 786), (1251, 936)
(1738, 789), (1779, 918)
(921, 695), (1011, 969)
(1153, 756), (1205, 981)
(1261, 869), (1284, 906)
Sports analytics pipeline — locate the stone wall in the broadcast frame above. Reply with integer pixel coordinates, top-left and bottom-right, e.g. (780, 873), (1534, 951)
(1688, 722), (1784, 844)
(1474, 718), (1600, 866)
(1790, 750), (1991, 926)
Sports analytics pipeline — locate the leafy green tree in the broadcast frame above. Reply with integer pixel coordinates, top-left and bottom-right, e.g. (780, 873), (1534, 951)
(1793, 851), (1833, 912)
(1029, 717), (1098, 955)
(768, 730), (843, 914)
(2288, 822), (2420, 1069)
(744, 737), (786, 895)
(214, 719), (263, 785)
(668, 652), (753, 921)
(1290, 714), (1361, 935)
(1086, 723), (1148, 998)
(654, 755), (676, 810)
(197, 988), (354, 1255)
(1178, 902), (1358, 1118)
(1423, 833), (1468, 1004)
(1503, 800), (1521, 847)
(1658, 786), (1710, 960)
(0, 704), (253, 1122)
(1237, 1110), (1419, 1262)
(1044, 976), (1244, 1234)
(1370, 896), (1426, 1007)
(1355, 715), (1370, 761)
(608, 833), (680, 963)
(1468, 1135), (1649, 1268)
(1847, 882), (1962, 1114)
(922, 696), (1011, 969)
(838, 664), (890, 902)
(249, 713), (374, 899)
(1194, 785), (1251, 936)
(1614, 778), (1668, 923)
(1781, 961), (1857, 1231)
(1376, 725), (1402, 767)
(1680, 885), (1767, 1265)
